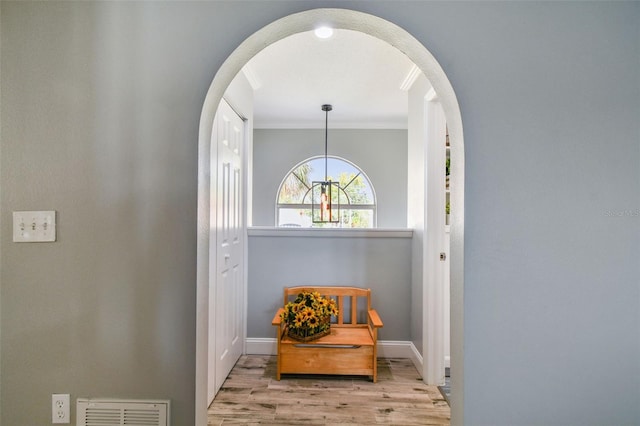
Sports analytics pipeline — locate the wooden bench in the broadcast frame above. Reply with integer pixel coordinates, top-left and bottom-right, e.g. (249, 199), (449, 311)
(271, 286), (384, 382)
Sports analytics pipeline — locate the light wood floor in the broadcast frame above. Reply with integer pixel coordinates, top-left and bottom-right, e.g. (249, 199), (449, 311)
(208, 355), (450, 425)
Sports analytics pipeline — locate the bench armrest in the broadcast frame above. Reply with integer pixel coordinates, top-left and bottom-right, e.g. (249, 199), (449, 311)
(368, 309), (383, 328)
(272, 308), (285, 326)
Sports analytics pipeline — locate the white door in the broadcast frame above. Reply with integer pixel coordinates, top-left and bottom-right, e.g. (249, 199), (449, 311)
(208, 99), (244, 402)
(424, 96), (447, 385)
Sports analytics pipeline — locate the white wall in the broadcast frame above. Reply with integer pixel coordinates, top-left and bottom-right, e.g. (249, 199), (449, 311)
(1, 2), (638, 425)
(252, 129), (408, 227)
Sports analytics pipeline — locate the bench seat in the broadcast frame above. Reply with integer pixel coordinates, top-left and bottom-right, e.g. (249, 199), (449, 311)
(272, 286), (383, 382)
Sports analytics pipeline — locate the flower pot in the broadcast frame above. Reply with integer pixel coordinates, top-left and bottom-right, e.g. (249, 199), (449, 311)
(287, 316), (331, 342)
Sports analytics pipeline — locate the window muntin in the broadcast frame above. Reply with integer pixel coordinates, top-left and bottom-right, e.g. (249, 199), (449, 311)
(276, 156), (376, 228)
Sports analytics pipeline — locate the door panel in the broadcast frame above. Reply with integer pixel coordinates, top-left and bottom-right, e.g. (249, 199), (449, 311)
(208, 99), (244, 403)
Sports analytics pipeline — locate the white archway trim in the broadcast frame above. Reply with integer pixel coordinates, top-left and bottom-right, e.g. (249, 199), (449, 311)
(196, 8), (465, 426)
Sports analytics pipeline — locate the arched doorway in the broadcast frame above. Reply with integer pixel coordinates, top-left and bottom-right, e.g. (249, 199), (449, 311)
(196, 8), (465, 425)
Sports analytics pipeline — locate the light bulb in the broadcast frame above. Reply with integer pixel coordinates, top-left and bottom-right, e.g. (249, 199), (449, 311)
(314, 26), (333, 39)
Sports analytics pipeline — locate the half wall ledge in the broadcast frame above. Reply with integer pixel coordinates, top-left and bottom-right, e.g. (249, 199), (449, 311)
(248, 227), (413, 238)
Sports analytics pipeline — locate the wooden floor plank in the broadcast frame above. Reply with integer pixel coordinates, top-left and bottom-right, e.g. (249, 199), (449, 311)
(208, 355), (450, 425)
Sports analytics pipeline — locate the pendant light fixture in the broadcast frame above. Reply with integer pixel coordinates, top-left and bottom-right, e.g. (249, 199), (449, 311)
(312, 104), (340, 223)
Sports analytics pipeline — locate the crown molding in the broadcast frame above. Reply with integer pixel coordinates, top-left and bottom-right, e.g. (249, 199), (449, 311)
(242, 63), (262, 90)
(253, 121), (408, 129)
(399, 64), (422, 91)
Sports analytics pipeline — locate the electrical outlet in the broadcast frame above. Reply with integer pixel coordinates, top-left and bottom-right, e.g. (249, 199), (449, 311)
(52, 394), (70, 424)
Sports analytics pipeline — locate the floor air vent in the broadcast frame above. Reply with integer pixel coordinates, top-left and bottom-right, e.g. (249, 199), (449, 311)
(76, 398), (170, 426)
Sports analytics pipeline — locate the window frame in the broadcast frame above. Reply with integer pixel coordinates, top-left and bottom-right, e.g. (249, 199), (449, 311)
(275, 155), (377, 228)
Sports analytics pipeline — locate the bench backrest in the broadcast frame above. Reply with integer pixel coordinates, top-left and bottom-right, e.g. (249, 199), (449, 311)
(283, 286), (371, 326)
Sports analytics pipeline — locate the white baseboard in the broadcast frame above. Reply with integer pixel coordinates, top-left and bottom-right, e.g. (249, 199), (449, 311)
(246, 338), (277, 355)
(376, 340), (417, 359)
(245, 338), (450, 382)
(246, 338), (424, 371)
(409, 340), (424, 377)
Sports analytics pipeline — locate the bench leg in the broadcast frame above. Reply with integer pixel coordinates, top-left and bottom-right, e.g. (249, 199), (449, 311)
(275, 327), (282, 380)
(372, 348), (378, 383)
(276, 352), (282, 381)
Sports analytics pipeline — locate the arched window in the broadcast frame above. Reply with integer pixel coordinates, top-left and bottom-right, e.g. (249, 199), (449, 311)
(276, 156), (376, 228)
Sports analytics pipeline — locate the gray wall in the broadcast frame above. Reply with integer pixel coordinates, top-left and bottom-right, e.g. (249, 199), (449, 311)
(247, 233), (412, 341)
(252, 129), (408, 227)
(1, 2), (638, 426)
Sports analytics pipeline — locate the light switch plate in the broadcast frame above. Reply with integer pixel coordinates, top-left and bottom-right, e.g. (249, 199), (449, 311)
(13, 211), (56, 242)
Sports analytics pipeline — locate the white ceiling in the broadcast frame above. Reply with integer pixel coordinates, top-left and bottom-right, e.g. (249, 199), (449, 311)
(242, 29), (420, 129)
